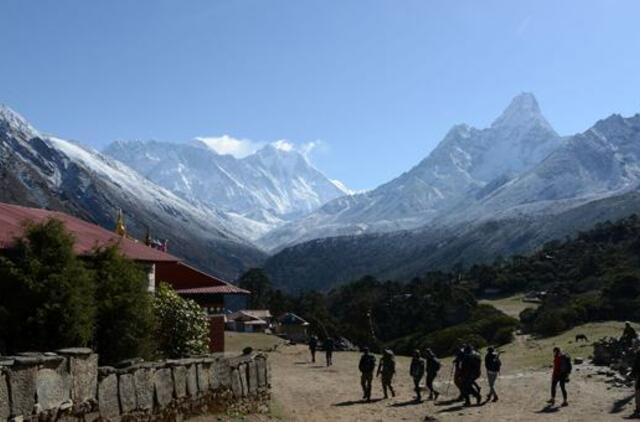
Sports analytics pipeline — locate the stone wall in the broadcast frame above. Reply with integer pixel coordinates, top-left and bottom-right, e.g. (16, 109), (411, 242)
(0, 348), (270, 421)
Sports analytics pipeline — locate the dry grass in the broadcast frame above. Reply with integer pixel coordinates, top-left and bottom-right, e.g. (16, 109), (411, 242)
(225, 331), (288, 355)
(479, 294), (538, 318)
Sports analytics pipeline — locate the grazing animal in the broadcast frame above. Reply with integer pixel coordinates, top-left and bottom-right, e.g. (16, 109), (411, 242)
(575, 334), (588, 342)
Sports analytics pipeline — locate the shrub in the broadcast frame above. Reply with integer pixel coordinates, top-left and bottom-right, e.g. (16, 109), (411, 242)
(154, 283), (210, 358)
(0, 219), (95, 353)
(89, 246), (157, 364)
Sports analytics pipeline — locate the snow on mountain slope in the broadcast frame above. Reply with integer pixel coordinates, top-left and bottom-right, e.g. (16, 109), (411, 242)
(259, 93), (562, 250)
(0, 105), (266, 279)
(104, 139), (348, 228)
(459, 113), (640, 221)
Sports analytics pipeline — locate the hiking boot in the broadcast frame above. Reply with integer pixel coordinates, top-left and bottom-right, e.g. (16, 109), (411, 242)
(492, 395), (499, 402)
(547, 399), (555, 405)
(434, 391), (440, 401)
(476, 395), (481, 405)
(464, 401), (472, 407)
(561, 401), (568, 407)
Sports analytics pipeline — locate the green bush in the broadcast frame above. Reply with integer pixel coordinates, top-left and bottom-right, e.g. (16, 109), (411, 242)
(89, 246), (157, 364)
(154, 283), (210, 358)
(0, 219), (95, 353)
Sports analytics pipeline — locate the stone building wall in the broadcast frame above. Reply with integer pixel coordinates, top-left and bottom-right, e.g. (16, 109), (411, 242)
(0, 348), (270, 421)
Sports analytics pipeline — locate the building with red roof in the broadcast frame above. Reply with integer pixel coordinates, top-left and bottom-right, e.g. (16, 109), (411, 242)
(0, 201), (250, 352)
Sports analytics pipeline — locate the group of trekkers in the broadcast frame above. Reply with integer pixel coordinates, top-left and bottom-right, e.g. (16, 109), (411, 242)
(356, 344), (503, 406)
(306, 323), (640, 416)
(354, 343), (578, 408)
(308, 334), (334, 367)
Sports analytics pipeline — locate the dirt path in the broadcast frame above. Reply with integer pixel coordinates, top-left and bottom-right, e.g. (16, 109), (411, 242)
(268, 345), (636, 421)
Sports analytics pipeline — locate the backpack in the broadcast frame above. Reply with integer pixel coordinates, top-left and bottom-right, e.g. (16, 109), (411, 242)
(360, 354), (376, 373)
(561, 354), (572, 375)
(470, 352), (482, 379)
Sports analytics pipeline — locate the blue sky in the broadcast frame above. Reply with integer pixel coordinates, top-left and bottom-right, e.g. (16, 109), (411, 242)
(1, 1), (640, 190)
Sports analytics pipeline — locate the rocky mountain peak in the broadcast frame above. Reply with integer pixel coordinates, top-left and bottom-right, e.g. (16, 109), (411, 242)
(491, 93), (552, 131)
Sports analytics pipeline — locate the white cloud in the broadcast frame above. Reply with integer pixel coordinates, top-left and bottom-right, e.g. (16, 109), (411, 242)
(196, 135), (326, 162)
(195, 135), (263, 158)
(272, 139), (294, 152)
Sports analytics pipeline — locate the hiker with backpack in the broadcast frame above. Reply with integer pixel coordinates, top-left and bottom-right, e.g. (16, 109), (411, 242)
(409, 349), (426, 402)
(377, 349), (396, 399)
(485, 347), (502, 402)
(549, 346), (571, 406)
(309, 335), (318, 363)
(460, 345), (482, 406)
(424, 348), (441, 401)
(358, 347), (376, 401)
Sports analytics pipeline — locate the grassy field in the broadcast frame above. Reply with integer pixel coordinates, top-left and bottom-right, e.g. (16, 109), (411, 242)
(225, 331), (289, 355)
(479, 294), (538, 318)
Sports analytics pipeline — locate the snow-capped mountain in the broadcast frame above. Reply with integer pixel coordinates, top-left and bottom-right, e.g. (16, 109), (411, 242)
(104, 138), (349, 231)
(259, 93), (562, 250)
(460, 112), (640, 222)
(0, 105), (266, 279)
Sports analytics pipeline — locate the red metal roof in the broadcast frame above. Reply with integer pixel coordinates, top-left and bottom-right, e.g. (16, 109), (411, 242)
(0, 202), (178, 262)
(156, 262), (249, 295)
(175, 285), (250, 295)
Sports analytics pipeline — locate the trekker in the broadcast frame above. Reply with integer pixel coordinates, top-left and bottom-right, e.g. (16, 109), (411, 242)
(359, 347), (376, 401)
(622, 322), (638, 348)
(324, 337), (335, 367)
(424, 348), (441, 401)
(377, 349), (396, 399)
(485, 347), (502, 402)
(410, 350), (426, 402)
(631, 348), (640, 417)
(549, 347), (571, 406)
(460, 345), (482, 406)
(308, 335), (318, 363)
(453, 346), (466, 401)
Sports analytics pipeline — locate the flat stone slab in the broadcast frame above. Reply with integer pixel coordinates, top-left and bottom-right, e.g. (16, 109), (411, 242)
(197, 363), (210, 393)
(9, 364), (37, 417)
(186, 365), (198, 396)
(133, 367), (154, 411)
(98, 373), (119, 419)
(56, 348), (93, 356)
(68, 353), (98, 403)
(173, 366), (187, 398)
(0, 371), (9, 420)
(153, 368), (174, 408)
(36, 358), (69, 411)
(119, 373), (137, 413)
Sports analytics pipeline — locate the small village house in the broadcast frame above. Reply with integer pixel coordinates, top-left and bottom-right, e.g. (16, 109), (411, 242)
(0, 202), (250, 353)
(275, 312), (309, 343)
(226, 310), (273, 333)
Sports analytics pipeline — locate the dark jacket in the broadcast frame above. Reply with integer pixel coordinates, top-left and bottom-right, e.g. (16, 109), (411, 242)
(324, 338), (335, 352)
(485, 352), (501, 372)
(461, 351), (482, 380)
(426, 355), (441, 374)
(359, 354), (376, 374)
(410, 357), (426, 379)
